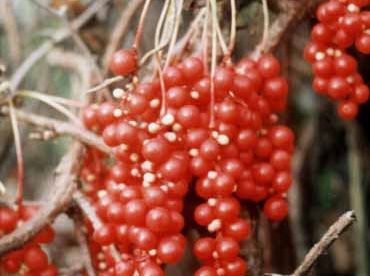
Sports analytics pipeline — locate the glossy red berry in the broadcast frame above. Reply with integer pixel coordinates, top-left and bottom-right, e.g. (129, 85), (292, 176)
(257, 54), (281, 78)
(24, 247), (49, 271)
(263, 196), (289, 221)
(109, 49), (137, 76)
(338, 100), (358, 119)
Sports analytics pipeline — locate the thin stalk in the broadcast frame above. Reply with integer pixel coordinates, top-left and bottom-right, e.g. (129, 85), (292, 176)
(261, 0), (270, 53)
(18, 90), (81, 125)
(132, 0), (153, 50)
(154, 0), (171, 53)
(164, 0), (184, 69)
(8, 100), (24, 207)
(223, 0), (236, 64)
(209, 0), (218, 127)
(216, 21), (228, 56)
(201, 0), (210, 75)
(18, 91), (84, 107)
(140, 38), (171, 66)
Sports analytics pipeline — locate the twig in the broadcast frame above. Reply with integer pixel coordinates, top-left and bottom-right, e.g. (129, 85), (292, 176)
(74, 214), (96, 276)
(102, 0), (146, 74)
(0, 143), (85, 256)
(291, 211), (356, 276)
(346, 122), (370, 276)
(73, 190), (102, 229)
(0, 106), (112, 154)
(86, 76), (124, 94)
(9, 0), (112, 92)
(73, 190), (121, 262)
(251, 0), (326, 58)
(0, 0), (21, 67)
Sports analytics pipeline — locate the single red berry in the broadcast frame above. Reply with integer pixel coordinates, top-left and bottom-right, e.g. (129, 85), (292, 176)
(263, 196), (289, 221)
(338, 100), (358, 119)
(109, 49), (137, 76)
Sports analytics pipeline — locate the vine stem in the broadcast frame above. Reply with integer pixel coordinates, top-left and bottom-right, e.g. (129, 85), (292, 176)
(164, 0), (184, 69)
(223, 0), (236, 64)
(132, 0), (153, 50)
(201, 0), (210, 75)
(216, 20), (228, 56)
(261, 0), (270, 55)
(209, 0), (218, 128)
(8, 100), (24, 207)
(153, 0), (172, 116)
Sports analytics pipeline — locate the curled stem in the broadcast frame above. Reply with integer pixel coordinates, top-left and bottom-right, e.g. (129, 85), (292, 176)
(8, 100), (24, 207)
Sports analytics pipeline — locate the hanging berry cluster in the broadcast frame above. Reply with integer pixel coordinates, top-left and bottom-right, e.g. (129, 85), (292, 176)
(304, 0), (370, 119)
(0, 1), (295, 276)
(0, 206), (58, 276)
(80, 37), (295, 276)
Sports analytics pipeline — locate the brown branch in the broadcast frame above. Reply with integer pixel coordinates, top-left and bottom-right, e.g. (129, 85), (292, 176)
(102, 0), (146, 74)
(9, 0), (112, 92)
(252, 0), (326, 58)
(291, 211), (356, 276)
(73, 190), (102, 229)
(0, 0), (21, 67)
(0, 143), (85, 256)
(267, 211), (356, 276)
(0, 106), (111, 154)
(74, 214), (96, 276)
(73, 190), (121, 262)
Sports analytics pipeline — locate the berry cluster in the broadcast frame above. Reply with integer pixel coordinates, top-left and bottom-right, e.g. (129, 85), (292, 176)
(304, 0), (370, 119)
(0, 206), (57, 276)
(79, 49), (294, 276)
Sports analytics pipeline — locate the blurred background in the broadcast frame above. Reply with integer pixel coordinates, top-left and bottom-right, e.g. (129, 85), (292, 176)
(0, 0), (369, 276)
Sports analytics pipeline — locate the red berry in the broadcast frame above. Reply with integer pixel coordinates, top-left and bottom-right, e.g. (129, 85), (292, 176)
(352, 84), (370, 104)
(224, 219), (251, 241)
(194, 238), (216, 260)
(24, 247), (49, 271)
(216, 237), (240, 260)
(263, 196), (289, 221)
(195, 203), (215, 226)
(182, 57), (204, 82)
(257, 54), (281, 78)
(356, 33), (370, 54)
(311, 23), (333, 44)
(223, 257), (247, 276)
(0, 208), (18, 233)
(115, 261), (135, 276)
(109, 49), (137, 76)
(338, 100), (358, 119)
(123, 199), (147, 226)
(145, 207), (171, 233)
(157, 237), (184, 264)
(334, 54), (357, 77)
